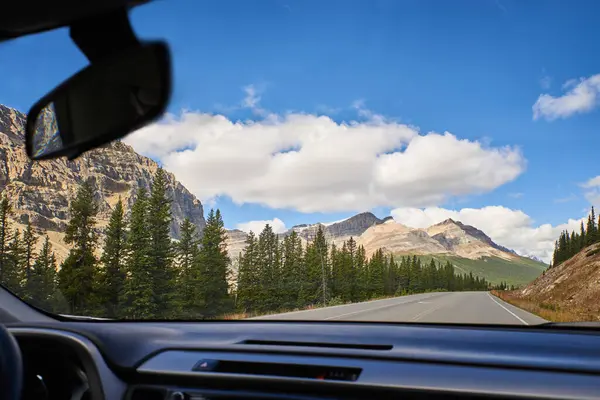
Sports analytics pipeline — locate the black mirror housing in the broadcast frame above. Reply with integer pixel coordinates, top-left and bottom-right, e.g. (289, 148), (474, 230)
(25, 41), (171, 160)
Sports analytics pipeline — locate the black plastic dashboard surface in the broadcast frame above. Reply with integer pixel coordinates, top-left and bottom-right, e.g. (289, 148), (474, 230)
(8, 321), (600, 399)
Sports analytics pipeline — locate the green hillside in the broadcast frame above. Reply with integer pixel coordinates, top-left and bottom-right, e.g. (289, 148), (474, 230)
(413, 255), (547, 286)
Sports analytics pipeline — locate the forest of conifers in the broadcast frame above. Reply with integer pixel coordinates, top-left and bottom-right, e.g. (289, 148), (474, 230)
(550, 206), (600, 267)
(0, 169), (491, 319)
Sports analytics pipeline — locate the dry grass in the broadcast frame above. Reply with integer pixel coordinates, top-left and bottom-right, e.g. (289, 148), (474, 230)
(491, 290), (599, 322)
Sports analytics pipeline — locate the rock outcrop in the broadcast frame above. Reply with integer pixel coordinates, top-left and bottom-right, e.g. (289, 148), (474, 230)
(425, 218), (519, 261)
(0, 104), (206, 260)
(288, 212), (384, 244)
(517, 243), (600, 320)
(231, 211), (523, 262)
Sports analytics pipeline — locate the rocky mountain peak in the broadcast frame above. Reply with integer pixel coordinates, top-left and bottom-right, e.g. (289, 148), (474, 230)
(0, 104), (206, 260)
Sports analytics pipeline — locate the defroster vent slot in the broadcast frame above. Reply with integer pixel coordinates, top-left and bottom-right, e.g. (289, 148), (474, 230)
(241, 339), (392, 351)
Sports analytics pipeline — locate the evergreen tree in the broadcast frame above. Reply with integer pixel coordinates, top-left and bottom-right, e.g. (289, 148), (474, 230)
(236, 231), (260, 313)
(346, 237), (358, 301)
(0, 196), (12, 286)
(4, 228), (24, 294)
(28, 236), (58, 310)
(302, 225), (328, 306)
(396, 256), (410, 294)
(197, 209), (231, 318)
(384, 254), (397, 296)
(280, 231), (303, 309)
(98, 199), (127, 318)
(355, 245), (368, 300)
(367, 248), (386, 297)
(175, 218), (202, 317)
(147, 168), (176, 318)
(20, 221), (38, 301)
(586, 207), (596, 245)
(121, 188), (154, 318)
(255, 223), (280, 311)
(58, 180), (99, 315)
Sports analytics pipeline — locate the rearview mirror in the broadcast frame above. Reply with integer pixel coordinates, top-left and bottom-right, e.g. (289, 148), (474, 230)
(26, 41), (171, 160)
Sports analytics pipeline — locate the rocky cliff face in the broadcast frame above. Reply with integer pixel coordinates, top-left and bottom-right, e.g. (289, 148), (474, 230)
(0, 104), (206, 258)
(425, 218), (518, 261)
(288, 212), (384, 244)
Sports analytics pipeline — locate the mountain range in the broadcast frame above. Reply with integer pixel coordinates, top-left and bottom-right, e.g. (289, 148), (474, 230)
(226, 212), (547, 285)
(0, 104), (545, 285)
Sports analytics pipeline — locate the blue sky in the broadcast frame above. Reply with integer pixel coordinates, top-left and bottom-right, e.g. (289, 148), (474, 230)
(1, 0), (600, 260)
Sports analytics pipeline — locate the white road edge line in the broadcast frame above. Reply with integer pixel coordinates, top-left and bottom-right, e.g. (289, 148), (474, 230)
(487, 293), (529, 325)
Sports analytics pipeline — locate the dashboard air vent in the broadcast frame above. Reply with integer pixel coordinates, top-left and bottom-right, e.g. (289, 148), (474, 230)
(192, 359), (361, 381)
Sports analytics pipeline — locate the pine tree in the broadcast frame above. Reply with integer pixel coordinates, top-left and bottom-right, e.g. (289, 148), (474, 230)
(384, 254), (397, 296)
(346, 237), (358, 301)
(256, 223), (279, 311)
(236, 231), (260, 313)
(280, 231), (303, 309)
(28, 236), (58, 310)
(396, 256), (410, 294)
(5, 228), (24, 294)
(98, 199), (127, 318)
(121, 187), (155, 318)
(20, 221), (38, 301)
(364, 248), (383, 297)
(147, 168), (176, 318)
(0, 196), (12, 286)
(587, 207), (596, 245)
(355, 245), (368, 301)
(409, 256), (422, 293)
(58, 180), (100, 315)
(197, 209), (231, 318)
(302, 225), (328, 306)
(175, 218), (202, 317)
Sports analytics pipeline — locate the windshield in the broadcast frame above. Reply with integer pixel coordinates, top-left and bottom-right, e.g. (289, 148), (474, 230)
(0, 0), (598, 324)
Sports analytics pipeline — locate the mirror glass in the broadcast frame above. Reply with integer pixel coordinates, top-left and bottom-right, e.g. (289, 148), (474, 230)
(26, 42), (170, 160)
(31, 102), (63, 158)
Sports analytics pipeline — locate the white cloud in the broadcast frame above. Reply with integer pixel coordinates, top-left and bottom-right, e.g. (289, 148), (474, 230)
(580, 175), (600, 207)
(508, 192), (524, 198)
(237, 218), (287, 234)
(582, 175), (600, 188)
(391, 206), (583, 263)
(125, 92), (525, 213)
(242, 84), (268, 116)
(533, 74), (600, 120)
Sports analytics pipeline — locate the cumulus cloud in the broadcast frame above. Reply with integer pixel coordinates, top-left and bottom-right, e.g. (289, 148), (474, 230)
(582, 175), (600, 188)
(533, 74), (600, 120)
(579, 175), (600, 207)
(124, 93), (525, 213)
(236, 218), (287, 234)
(391, 206), (583, 263)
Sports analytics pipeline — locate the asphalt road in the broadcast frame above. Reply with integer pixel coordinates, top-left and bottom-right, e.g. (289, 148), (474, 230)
(253, 292), (547, 325)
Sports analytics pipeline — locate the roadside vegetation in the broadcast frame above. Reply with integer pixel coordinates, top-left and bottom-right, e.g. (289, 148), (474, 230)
(494, 206), (600, 323)
(0, 170), (492, 320)
(491, 290), (597, 322)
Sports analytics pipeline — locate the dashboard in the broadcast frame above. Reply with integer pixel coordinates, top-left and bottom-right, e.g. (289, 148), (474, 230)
(7, 321), (600, 400)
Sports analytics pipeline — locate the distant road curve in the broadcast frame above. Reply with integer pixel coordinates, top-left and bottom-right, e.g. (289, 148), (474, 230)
(252, 291), (547, 325)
